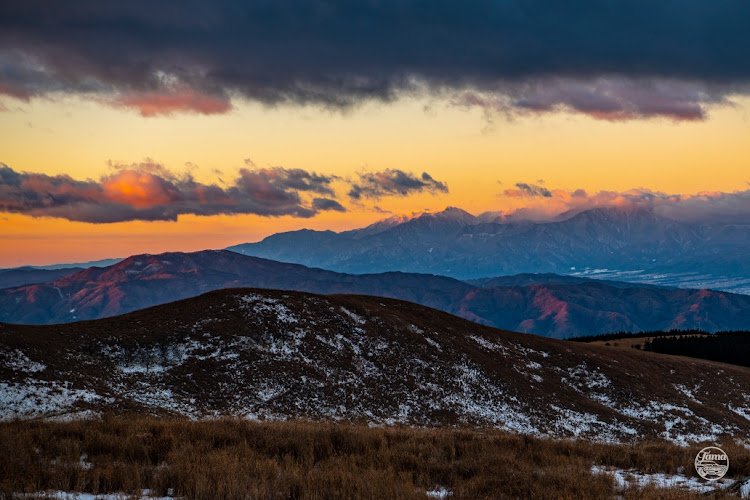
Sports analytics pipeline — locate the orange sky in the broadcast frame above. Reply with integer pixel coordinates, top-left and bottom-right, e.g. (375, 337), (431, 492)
(1, 94), (749, 267)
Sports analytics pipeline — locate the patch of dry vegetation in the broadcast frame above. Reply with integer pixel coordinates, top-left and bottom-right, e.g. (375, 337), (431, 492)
(1, 416), (747, 499)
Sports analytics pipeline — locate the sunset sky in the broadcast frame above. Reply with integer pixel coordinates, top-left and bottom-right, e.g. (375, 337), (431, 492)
(1, 1), (749, 267)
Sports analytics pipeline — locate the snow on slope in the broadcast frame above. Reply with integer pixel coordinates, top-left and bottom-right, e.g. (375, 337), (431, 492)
(2, 288), (750, 445)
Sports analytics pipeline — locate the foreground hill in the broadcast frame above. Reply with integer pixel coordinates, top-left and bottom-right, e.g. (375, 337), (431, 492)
(228, 206), (750, 294)
(1, 250), (749, 337)
(2, 288), (750, 444)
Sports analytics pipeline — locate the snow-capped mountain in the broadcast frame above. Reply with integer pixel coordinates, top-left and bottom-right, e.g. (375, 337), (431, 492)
(228, 206), (750, 294)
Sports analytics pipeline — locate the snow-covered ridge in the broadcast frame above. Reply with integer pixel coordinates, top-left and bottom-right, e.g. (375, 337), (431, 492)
(2, 288), (750, 445)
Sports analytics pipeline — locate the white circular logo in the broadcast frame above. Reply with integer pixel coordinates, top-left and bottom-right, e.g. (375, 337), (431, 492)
(695, 446), (729, 481)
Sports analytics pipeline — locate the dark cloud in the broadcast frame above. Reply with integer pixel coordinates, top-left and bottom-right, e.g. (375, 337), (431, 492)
(348, 170), (448, 200)
(263, 168), (339, 196)
(371, 205), (392, 214)
(1, 1), (749, 119)
(237, 160), (338, 196)
(509, 183), (553, 198)
(311, 197), (346, 212)
(0, 162), (343, 222)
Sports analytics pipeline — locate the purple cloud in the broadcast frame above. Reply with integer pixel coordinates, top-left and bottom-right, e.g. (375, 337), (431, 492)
(0, 162), (344, 222)
(452, 78), (731, 121)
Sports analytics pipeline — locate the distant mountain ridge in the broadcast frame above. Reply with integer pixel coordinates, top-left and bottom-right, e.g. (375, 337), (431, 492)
(466, 273), (666, 289)
(0, 258), (123, 289)
(1, 250), (749, 338)
(228, 206), (750, 294)
(1, 257), (123, 271)
(0, 267), (84, 289)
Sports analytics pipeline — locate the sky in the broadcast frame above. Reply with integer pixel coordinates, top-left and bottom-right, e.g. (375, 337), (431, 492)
(1, 1), (749, 267)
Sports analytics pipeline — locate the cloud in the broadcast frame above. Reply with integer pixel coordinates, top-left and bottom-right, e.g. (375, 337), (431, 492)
(371, 205), (392, 214)
(496, 184), (750, 224)
(348, 170), (448, 200)
(110, 90), (232, 116)
(652, 190), (750, 223)
(311, 197), (346, 212)
(505, 183), (552, 198)
(452, 78), (729, 121)
(0, 162), (344, 222)
(257, 167), (339, 196)
(1, 1), (749, 119)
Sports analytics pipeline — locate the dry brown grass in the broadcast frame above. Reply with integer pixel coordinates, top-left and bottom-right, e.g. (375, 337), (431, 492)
(0, 416), (746, 499)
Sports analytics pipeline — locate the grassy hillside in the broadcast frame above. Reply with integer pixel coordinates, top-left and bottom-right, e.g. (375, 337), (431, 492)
(1, 416), (748, 499)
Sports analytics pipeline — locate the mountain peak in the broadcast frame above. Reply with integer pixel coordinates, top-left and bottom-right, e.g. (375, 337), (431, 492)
(346, 212), (423, 237)
(349, 207), (476, 237)
(442, 205), (469, 213)
(439, 205), (473, 215)
(417, 206), (476, 223)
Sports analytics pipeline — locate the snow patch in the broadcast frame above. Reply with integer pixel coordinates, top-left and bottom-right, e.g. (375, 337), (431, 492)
(425, 487), (453, 498)
(340, 307), (366, 325)
(469, 335), (508, 353)
(730, 404), (750, 421)
(424, 336), (442, 351)
(591, 465), (737, 495)
(0, 381), (109, 420)
(2, 349), (46, 373)
(119, 364), (168, 374)
(240, 294), (298, 323)
(673, 383), (701, 404)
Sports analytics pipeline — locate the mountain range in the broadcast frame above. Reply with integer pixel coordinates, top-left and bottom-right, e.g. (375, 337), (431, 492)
(2, 287), (750, 444)
(228, 206), (750, 294)
(0, 267), (85, 290)
(2, 249), (749, 338)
